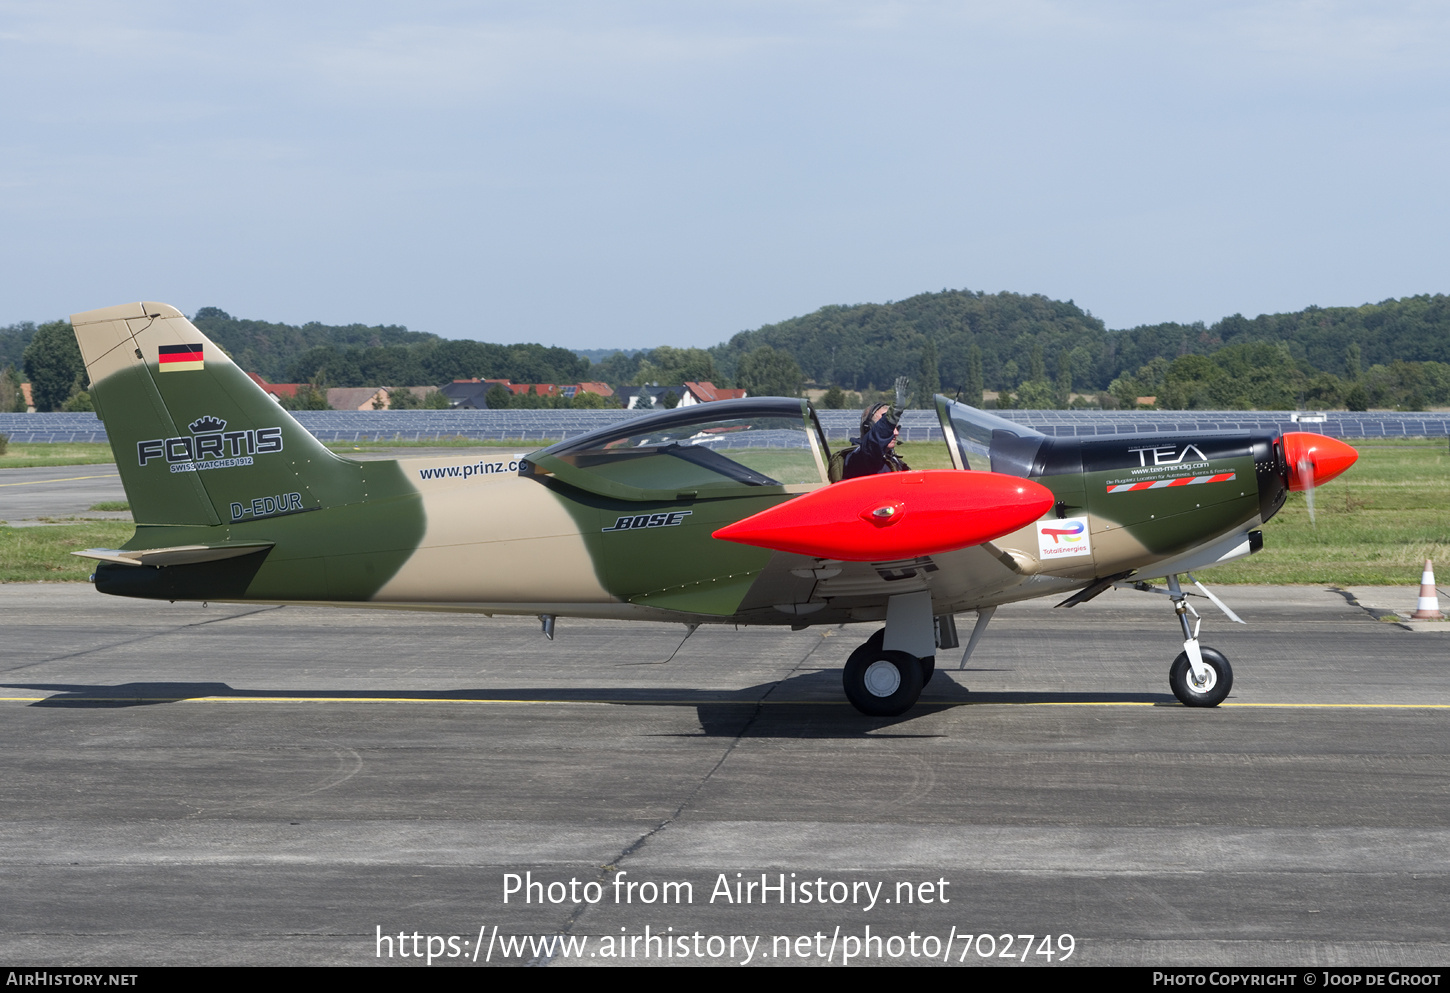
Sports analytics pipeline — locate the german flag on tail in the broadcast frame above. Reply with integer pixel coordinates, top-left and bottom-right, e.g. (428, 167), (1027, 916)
(158, 343), (204, 372)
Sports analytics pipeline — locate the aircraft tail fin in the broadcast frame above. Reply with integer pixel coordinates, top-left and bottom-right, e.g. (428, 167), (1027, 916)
(70, 302), (361, 527)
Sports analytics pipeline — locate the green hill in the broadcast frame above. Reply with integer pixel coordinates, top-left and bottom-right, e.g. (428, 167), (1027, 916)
(191, 307), (432, 383)
(712, 290), (1450, 394)
(191, 308), (590, 388)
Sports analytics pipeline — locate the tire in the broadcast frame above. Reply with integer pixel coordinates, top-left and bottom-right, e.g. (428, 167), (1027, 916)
(1169, 646), (1233, 707)
(862, 627), (934, 683)
(843, 645), (925, 717)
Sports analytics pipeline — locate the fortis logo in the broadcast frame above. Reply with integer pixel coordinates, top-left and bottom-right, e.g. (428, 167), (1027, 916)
(137, 415), (284, 470)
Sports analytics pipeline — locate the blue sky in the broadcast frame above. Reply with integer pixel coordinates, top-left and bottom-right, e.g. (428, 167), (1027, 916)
(3, 1), (1447, 347)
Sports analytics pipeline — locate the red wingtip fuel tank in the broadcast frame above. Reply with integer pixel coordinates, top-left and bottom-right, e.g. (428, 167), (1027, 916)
(712, 470), (1056, 562)
(1282, 432), (1359, 491)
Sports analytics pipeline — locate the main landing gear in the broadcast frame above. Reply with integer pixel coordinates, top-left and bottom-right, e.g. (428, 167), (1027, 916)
(842, 590), (946, 716)
(841, 632), (939, 716)
(842, 629), (932, 717)
(842, 592), (993, 716)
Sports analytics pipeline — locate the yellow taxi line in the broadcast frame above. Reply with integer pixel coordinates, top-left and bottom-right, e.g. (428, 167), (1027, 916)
(0, 473), (119, 487)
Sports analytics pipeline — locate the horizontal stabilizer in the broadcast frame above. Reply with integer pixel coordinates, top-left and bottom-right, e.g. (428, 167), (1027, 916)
(73, 542), (275, 568)
(712, 470), (1054, 562)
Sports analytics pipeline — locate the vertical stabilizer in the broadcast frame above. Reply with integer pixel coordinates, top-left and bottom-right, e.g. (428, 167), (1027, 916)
(71, 302), (355, 526)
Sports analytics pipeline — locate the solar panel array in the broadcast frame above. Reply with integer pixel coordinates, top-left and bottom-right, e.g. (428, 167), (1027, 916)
(3, 408), (1448, 446)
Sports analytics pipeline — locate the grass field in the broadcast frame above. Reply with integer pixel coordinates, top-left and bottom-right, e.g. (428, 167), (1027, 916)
(893, 441), (953, 470)
(0, 442), (116, 468)
(0, 521), (134, 582)
(1210, 440), (1448, 585)
(1, 439), (1443, 586)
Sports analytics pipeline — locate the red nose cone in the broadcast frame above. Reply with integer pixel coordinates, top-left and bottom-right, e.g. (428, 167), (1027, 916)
(1282, 432), (1359, 491)
(712, 470), (1055, 562)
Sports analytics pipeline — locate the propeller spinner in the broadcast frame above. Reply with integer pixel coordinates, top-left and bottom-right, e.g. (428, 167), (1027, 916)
(1282, 432), (1359, 524)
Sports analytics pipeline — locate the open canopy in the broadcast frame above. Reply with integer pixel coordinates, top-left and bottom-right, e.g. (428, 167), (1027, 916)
(526, 397), (830, 500)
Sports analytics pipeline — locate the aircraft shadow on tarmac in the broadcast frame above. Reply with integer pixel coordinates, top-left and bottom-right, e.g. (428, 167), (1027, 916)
(5, 670), (1179, 736)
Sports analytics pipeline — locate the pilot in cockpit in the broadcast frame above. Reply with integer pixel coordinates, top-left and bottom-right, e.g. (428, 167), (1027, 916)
(828, 376), (912, 481)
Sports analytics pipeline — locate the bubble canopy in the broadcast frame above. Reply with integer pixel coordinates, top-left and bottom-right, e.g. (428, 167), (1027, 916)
(525, 398), (830, 500)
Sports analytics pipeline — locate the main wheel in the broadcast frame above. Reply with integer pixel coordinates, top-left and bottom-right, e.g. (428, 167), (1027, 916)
(860, 628), (934, 683)
(843, 644), (925, 716)
(1169, 646), (1233, 707)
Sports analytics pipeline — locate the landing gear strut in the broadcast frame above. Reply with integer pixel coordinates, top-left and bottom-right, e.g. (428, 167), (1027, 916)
(1164, 574), (1233, 707)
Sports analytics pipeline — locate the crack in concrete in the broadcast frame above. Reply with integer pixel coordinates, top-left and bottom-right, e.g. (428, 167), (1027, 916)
(0, 605), (285, 677)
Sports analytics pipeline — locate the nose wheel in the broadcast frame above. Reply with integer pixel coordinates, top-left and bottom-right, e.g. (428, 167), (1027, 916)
(1169, 645), (1233, 707)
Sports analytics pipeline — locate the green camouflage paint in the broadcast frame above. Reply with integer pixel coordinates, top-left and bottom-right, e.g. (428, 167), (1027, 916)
(89, 348), (425, 601)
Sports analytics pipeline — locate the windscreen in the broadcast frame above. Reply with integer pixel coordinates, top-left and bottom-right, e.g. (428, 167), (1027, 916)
(934, 394), (1048, 477)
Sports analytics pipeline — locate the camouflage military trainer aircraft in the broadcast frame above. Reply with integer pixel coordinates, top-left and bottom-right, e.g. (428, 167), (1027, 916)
(70, 302), (1358, 716)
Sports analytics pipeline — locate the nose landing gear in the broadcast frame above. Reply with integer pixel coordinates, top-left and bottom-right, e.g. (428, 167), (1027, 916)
(1163, 574), (1234, 707)
(1115, 572), (1241, 706)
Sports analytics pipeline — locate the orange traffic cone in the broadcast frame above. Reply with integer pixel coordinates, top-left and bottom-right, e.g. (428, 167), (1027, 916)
(1411, 559), (1445, 620)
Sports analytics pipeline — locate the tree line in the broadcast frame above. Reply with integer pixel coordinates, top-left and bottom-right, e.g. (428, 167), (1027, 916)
(8, 291), (1450, 412)
(192, 308), (594, 388)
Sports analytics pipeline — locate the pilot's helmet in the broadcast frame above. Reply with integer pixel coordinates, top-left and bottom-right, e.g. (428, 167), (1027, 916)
(860, 402), (890, 435)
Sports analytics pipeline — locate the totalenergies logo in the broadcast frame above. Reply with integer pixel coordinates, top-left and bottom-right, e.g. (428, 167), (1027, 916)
(1037, 517), (1092, 559)
(1040, 520), (1086, 544)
